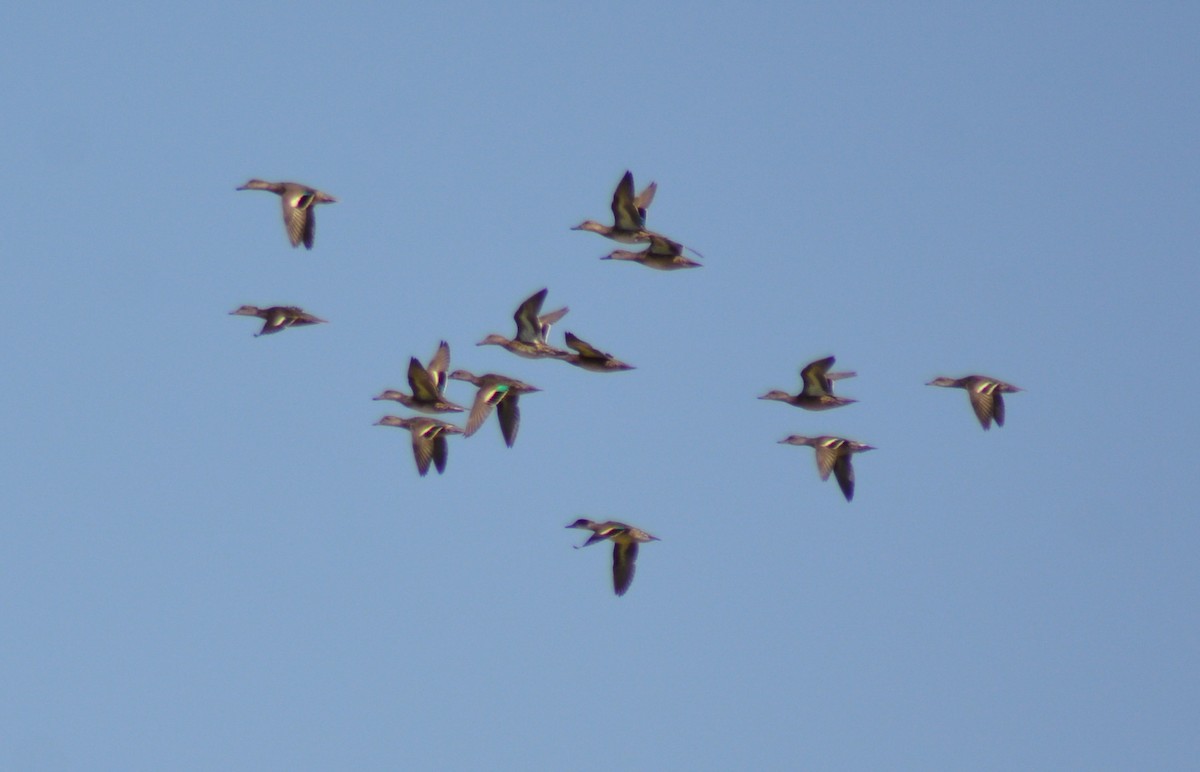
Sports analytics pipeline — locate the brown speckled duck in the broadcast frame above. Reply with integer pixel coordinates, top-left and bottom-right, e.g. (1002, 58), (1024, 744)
(229, 305), (327, 337)
(566, 518), (660, 596)
(601, 233), (702, 271)
(778, 435), (875, 502)
(448, 370), (541, 447)
(571, 171), (656, 243)
(374, 341), (465, 414)
(477, 288), (571, 360)
(759, 356), (857, 410)
(375, 415), (463, 476)
(236, 179), (336, 249)
(559, 332), (635, 372)
(927, 374), (1022, 430)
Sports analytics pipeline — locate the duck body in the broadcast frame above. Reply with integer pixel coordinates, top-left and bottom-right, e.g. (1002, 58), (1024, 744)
(376, 415), (463, 476)
(572, 170), (656, 244)
(602, 233), (702, 271)
(236, 179), (336, 249)
(374, 342), (465, 414)
(759, 356), (857, 410)
(448, 369), (541, 447)
(566, 518), (660, 596)
(559, 332), (635, 372)
(477, 335), (569, 360)
(778, 435), (875, 501)
(478, 288), (571, 360)
(926, 375), (1022, 430)
(229, 305), (327, 336)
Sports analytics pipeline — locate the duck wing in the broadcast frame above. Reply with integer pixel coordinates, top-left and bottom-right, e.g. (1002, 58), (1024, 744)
(832, 454), (856, 501)
(813, 442), (839, 481)
(408, 357), (442, 403)
(427, 341), (451, 393)
(564, 332), (609, 360)
(432, 431), (449, 474)
(537, 306), (569, 343)
(279, 189), (315, 249)
(514, 289), (548, 343)
(496, 393), (521, 447)
(634, 180), (657, 221)
(464, 383), (504, 438)
(992, 391), (1006, 428)
(967, 385), (997, 430)
(612, 540), (639, 596)
(800, 357), (836, 397)
(410, 422), (436, 476)
(611, 171), (645, 231)
(287, 310), (326, 327)
(645, 233), (683, 257)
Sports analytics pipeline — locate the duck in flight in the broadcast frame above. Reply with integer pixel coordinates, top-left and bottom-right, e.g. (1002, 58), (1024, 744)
(236, 179), (336, 249)
(571, 170), (657, 243)
(558, 332), (635, 372)
(477, 288), (570, 360)
(229, 305), (326, 337)
(778, 435), (875, 502)
(375, 415), (463, 476)
(448, 370), (541, 447)
(926, 374), (1022, 430)
(375, 341), (465, 414)
(566, 519), (660, 596)
(601, 232), (702, 271)
(759, 356), (857, 410)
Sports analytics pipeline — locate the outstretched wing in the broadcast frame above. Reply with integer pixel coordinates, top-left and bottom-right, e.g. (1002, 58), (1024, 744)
(832, 454), (856, 501)
(407, 357), (442, 402)
(514, 289), (548, 343)
(813, 443), (838, 481)
(464, 385), (502, 437)
(432, 432), (449, 474)
(410, 424), (435, 476)
(564, 332), (608, 360)
(280, 192), (313, 248)
(633, 180), (657, 221)
(537, 306), (569, 343)
(428, 341), (451, 393)
(612, 541), (639, 596)
(645, 233), (684, 257)
(496, 393), (521, 448)
(611, 171), (645, 231)
(967, 385), (996, 430)
(800, 357), (836, 397)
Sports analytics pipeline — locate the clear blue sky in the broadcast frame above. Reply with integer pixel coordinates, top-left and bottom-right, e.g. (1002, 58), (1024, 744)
(3, 3), (1197, 769)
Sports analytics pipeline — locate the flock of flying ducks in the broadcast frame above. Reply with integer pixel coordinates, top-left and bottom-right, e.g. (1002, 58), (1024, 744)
(232, 172), (1022, 596)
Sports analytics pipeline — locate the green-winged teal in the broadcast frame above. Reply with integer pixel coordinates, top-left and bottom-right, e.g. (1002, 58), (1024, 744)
(601, 232), (703, 271)
(559, 332), (635, 372)
(571, 170), (656, 243)
(927, 374), (1022, 430)
(566, 518), (660, 596)
(236, 179), (336, 249)
(374, 341), (465, 414)
(778, 435), (875, 502)
(477, 288), (571, 359)
(759, 356), (857, 410)
(375, 415), (463, 476)
(448, 369), (541, 447)
(229, 305), (327, 336)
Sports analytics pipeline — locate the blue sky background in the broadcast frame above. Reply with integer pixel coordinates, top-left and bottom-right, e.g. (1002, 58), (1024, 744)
(2, 2), (1198, 769)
